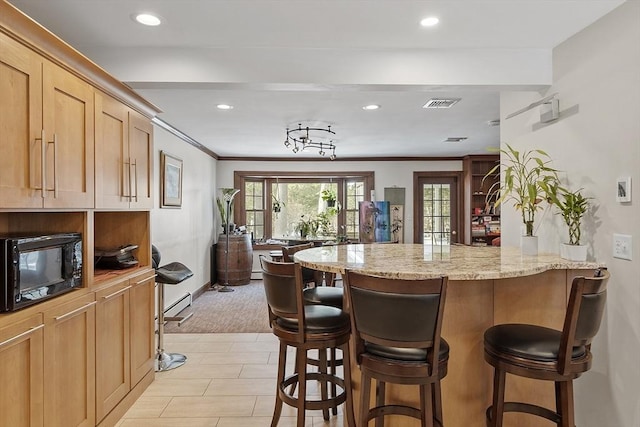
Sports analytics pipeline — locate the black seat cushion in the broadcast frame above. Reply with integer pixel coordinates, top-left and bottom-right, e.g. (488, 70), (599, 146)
(484, 324), (586, 362)
(276, 305), (350, 333)
(365, 338), (450, 362)
(303, 286), (344, 309)
(156, 262), (194, 284)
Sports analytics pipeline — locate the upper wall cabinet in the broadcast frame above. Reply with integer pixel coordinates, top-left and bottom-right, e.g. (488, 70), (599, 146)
(95, 92), (153, 210)
(0, 33), (94, 209)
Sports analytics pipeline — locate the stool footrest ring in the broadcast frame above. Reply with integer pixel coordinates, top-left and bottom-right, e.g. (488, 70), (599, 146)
(279, 371), (347, 411)
(486, 402), (561, 425)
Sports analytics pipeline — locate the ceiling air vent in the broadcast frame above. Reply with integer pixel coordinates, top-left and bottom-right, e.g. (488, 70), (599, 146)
(444, 137), (468, 143)
(423, 98), (461, 109)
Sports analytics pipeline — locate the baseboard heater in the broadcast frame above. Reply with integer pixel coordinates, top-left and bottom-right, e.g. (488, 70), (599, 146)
(162, 292), (194, 326)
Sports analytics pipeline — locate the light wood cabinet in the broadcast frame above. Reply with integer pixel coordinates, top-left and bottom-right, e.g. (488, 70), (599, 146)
(0, 33), (94, 209)
(95, 93), (153, 210)
(95, 280), (131, 422)
(95, 267), (155, 423)
(0, 313), (45, 427)
(43, 294), (96, 427)
(129, 270), (156, 386)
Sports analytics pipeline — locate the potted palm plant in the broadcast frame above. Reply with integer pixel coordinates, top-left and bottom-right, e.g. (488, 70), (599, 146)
(545, 186), (590, 261)
(484, 144), (560, 255)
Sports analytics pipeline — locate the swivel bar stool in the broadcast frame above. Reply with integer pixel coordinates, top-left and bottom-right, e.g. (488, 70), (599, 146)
(483, 268), (610, 427)
(343, 269), (449, 427)
(260, 257), (355, 427)
(152, 245), (194, 372)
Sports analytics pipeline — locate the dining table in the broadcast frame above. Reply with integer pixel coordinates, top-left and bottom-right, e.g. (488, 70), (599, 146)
(294, 243), (602, 427)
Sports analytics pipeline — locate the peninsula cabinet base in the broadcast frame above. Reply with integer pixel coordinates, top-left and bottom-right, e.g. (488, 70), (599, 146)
(96, 369), (154, 427)
(349, 270), (578, 427)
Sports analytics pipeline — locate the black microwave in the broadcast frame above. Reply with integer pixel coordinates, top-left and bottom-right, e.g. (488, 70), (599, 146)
(0, 233), (83, 312)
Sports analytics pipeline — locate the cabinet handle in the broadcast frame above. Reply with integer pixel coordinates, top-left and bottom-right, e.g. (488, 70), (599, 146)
(0, 324), (44, 348)
(132, 159), (138, 202)
(128, 158), (134, 201)
(49, 133), (58, 198)
(34, 129), (46, 197)
(122, 159), (131, 200)
(54, 301), (97, 321)
(135, 273), (156, 285)
(102, 285), (132, 300)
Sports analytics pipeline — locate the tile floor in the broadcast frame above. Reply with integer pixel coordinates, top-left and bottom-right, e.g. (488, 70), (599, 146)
(115, 333), (347, 427)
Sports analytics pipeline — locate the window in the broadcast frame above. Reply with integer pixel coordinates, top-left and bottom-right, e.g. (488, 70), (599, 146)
(234, 171), (374, 242)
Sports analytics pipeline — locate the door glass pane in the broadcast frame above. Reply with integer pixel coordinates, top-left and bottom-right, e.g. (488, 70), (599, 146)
(422, 183), (451, 246)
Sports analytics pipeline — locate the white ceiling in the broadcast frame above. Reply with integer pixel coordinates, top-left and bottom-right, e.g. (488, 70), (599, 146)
(8, 0), (625, 159)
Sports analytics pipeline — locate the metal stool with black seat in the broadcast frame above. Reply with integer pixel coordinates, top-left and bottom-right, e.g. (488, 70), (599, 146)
(343, 269), (449, 427)
(483, 268), (610, 427)
(152, 245), (194, 372)
(260, 257), (356, 427)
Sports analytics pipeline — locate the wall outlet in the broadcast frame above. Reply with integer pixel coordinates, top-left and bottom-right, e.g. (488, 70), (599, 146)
(613, 234), (632, 260)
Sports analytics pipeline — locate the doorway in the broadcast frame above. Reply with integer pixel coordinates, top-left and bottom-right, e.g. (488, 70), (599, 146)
(413, 172), (463, 245)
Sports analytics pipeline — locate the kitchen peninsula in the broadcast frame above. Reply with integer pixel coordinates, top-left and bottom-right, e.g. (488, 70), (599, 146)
(295, 244), (602, 427)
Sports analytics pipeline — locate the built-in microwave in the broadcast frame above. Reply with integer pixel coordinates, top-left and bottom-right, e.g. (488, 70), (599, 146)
(0, 233), (83, 312)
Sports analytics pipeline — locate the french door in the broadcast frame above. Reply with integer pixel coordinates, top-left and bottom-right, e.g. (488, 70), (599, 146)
(413, 172), (462, 245)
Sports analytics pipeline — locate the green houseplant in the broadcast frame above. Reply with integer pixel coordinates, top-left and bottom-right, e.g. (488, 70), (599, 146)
(545, 185), (590, 261)
(294, 215), (319, 239)
(484, 144), (560, 254)
(321, 188), (337, 207)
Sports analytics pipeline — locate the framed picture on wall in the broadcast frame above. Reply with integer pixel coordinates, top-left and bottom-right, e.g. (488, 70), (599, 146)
(616, 176), (631, 203)
(161, 151), (183, 208)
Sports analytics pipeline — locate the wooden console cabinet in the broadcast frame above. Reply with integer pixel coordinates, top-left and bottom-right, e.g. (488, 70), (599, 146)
(0, 2), (162, 426)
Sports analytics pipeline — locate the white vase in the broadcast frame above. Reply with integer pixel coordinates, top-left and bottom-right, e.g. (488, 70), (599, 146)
(521, 235), (538, 256)
(560, 243), (587, 261)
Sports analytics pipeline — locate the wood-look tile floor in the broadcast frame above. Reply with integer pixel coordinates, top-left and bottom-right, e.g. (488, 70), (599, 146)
(116, 333), (347, 427)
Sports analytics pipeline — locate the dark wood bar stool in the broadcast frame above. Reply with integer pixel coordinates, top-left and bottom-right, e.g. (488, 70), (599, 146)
(343, 270), (449, 427)
(260, 258), (355, 427)
(283, 242), (338, 288)
(483, 268), (610, 427)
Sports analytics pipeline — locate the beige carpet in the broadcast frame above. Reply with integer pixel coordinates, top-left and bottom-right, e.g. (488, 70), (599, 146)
(164, 280), (271, 333)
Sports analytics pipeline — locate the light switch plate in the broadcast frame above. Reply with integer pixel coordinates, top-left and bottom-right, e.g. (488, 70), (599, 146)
(613, 233), (632, 260)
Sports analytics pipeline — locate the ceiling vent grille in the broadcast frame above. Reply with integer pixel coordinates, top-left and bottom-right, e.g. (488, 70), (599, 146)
(423, 98), (461, 109)
(443, 137), (468, 143)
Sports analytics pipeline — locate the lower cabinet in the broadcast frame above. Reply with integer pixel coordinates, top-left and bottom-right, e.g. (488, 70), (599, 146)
(0, 313), (45, 427)
(96, 269), (155, 423)
(44, 294), (96, 427)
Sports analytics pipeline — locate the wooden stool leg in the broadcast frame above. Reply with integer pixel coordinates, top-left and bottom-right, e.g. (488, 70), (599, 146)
(330, 347), (339, 415)
(432, 381), (443, 425)
(420, 384), (434, 427)
(319, 347), (330, 420)
(489, 368), (506, 427)
(360, 370), (372, 427)
(271, 341), (287, 427)
(340, 342), (356, 427)
(296, 348), (308, 427)
(375, 380), (386, 427)
(556, 380), (575, 427)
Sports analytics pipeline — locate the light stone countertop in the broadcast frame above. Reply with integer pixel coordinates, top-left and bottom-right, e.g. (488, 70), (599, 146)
(293, 243), (602, 280)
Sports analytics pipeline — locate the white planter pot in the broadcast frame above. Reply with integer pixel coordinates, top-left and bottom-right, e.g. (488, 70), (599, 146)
(560, 243), (587, 261)
(521, 235), (538, 256)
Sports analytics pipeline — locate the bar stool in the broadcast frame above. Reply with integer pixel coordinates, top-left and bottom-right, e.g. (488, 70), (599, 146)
(260, 257), (355, 427)
(343, 270), (449, 427)
(152, 245), (194, 372)
(483, 268), (610, 427)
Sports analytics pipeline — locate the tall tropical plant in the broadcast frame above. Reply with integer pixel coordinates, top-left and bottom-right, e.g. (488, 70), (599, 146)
(484, 144), (560, 236)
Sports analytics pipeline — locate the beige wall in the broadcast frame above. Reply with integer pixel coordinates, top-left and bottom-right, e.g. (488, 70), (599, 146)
(500, 2), (640, 426)
(151, 129), (218, 308)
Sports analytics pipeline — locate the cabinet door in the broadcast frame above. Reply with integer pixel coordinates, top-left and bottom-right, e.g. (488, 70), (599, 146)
(95, 281), (131, 422)
(44, 294), (96, 427)
(0, 314), (44, 427)
(95, 92), (131, 209)
(128, 111), (154, 209)
(0, 32), (44, 208)
(129, 271), (156, 385)
(42, 61), (95, 209)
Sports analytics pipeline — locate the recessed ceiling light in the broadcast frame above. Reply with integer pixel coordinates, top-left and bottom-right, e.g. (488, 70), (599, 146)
(420, 16), (440, 27)
(216, 104), (233, 110)
(362, 104), (380, 111)
(134, 13), (162, 26)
